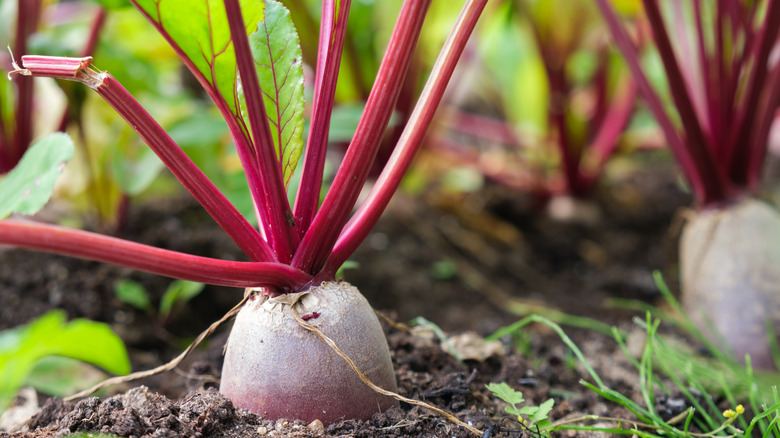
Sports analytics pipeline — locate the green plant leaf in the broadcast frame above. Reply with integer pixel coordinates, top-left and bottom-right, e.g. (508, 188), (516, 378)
(533, 398), (555, 423)
(431, 259), (457, 280)
(478, 2), (549, 135)
(519, 398), (554, 424)
(114, 279), (152, 312)
(517, 405), (537, 415)
(248, 0), (305, 187)
(0, 133), (75, 219)
(485, 382), (525, 406)
(504, 406), (524, 418)
(0, 311), (130, 412)
(159, 280), (205, 319)
(535, 419), (552, 429)
(131, 0), (264, 133)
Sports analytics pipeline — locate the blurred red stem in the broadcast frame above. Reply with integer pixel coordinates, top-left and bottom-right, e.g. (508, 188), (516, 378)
(57, 6), (107, 132)
(596, 0), (716, 206)
(440, 108), (525, 148)
(547, 66), (586, 196)
(590, 51), (610, 131)
(376, 54), (421, 175)
(9, 0), (42, 171)
(747, 64), (780, 188)
(588, 75), (637, 176)
(642, 0), (729, 204)
(726, 0), (780, 186)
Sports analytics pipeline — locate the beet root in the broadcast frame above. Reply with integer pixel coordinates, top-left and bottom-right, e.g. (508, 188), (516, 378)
(219, 281), (398, 423)
(680, 197), (780, 369)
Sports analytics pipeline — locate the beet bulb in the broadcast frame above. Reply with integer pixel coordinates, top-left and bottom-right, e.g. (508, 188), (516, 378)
(680, 197), (780, 369)
(220, 281), (398, 423)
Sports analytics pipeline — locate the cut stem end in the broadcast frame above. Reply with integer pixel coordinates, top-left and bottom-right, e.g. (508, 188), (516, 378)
(7, 52), (104, 89)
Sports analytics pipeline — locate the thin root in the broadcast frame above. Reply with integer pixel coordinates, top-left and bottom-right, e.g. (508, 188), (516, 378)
(64, 294), (249, 401)
(374, 308), (411, 332)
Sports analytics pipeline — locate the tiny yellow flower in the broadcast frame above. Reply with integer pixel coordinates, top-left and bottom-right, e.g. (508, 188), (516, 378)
(517, 416), (525, 424)
(723, 409), (736, 418)
(736, 405), (745, 414)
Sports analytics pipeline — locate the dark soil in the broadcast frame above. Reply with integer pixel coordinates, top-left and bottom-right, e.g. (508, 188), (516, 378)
(0, 160), (701, 437)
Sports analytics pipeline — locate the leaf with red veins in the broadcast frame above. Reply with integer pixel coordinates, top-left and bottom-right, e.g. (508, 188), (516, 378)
(131, 0), (264, 140)
(247, 0), (305, 188)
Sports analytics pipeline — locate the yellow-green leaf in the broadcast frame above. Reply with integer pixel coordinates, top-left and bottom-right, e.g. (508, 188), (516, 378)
(132, 0), (264, 132)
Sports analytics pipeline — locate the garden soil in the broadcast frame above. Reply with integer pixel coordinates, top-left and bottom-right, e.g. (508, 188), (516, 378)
(0, 161), (723, 437)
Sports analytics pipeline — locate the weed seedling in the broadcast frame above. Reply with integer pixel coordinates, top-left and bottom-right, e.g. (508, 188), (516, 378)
(485, 382), (554, 432)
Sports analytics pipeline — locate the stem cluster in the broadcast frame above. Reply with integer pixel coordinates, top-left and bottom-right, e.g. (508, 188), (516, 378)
(1, 0), (488, 293)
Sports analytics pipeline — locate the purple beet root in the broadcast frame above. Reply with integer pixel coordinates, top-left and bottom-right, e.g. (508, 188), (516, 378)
(220, 282), (398, 423)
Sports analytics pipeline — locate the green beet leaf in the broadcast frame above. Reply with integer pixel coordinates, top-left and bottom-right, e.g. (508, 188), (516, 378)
(0, 311), (130, 412)
(132, 0), (264, 126)
(131, 0), (305, 188)
(131, 0), (263, 165)
(248, 0), (305, 187)
(0, 132), (75, 219)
